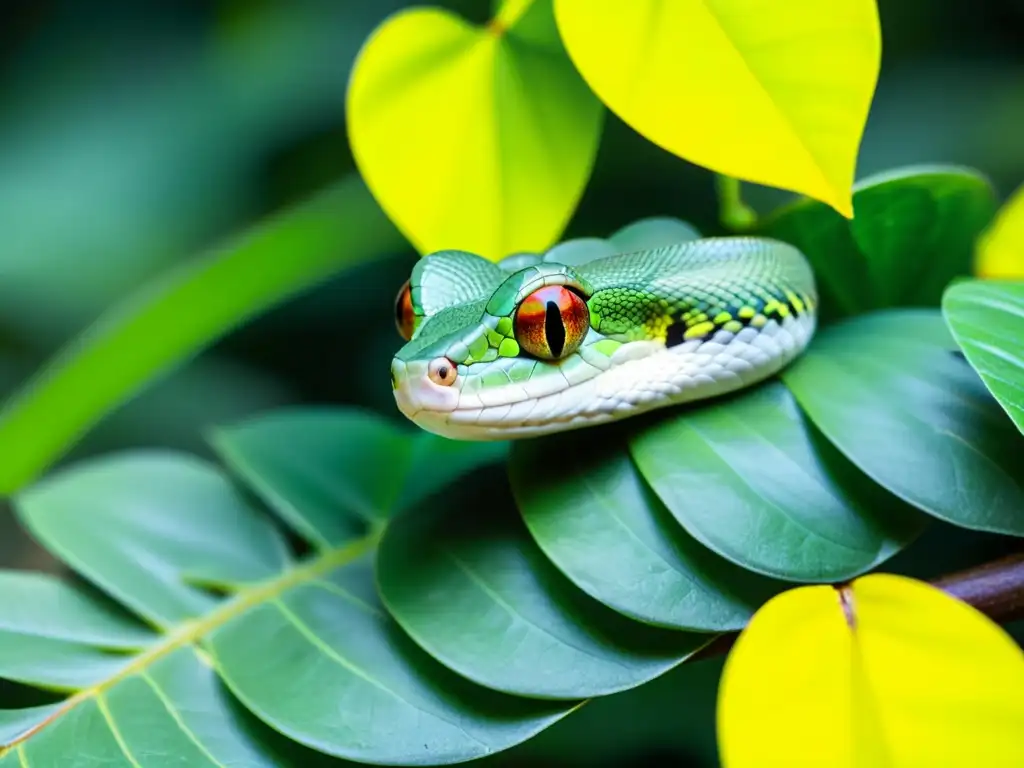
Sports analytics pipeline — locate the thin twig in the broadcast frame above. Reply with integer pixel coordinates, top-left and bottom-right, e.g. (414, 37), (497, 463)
(933, 552), (1024, 624)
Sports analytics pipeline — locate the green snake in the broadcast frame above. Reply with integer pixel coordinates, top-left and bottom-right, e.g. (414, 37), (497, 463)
(390, 236), (818, 440)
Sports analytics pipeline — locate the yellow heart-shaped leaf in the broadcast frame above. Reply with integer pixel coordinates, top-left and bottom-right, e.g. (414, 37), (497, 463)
(977, 183), (1024, 278)
(347, 1), (603, 260)
(718, 574), (1024, 767)
(554, 0), (882, 218)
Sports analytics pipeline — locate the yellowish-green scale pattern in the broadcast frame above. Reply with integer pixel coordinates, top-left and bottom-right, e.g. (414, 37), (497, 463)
(584, 239), (816, 347)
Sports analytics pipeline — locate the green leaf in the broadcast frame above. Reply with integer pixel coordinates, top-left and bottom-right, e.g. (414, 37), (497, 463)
(0, 571), (153, 649)
(347, 0), (603, 259)
(628, 382), (927, 582)
(17, 453), (290, 627)
(5, 445), (570, 764)
(377, 463), (709, 699)
(943, 279), (1024, 434)
(542, 238), (620, 266)
(4, 454), (315, 764)
(0, 634), (130, 691)
(510, 429), (784, 631)
(843, 307), (958, 348)
(783, 310), (1024, 536)
(763, 165), (997, 321)
(0, 175), (405, 495)
(0, 705), (61, 747)
(211, 408), (508, 548)
(606, 217), (701, 253)
(210, 555), (570, 765)
(540, 217), (701, 267)
(0, 650), (306, 768)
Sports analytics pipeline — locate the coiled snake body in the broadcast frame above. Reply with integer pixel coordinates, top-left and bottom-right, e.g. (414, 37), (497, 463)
(390, 237), (817, 440)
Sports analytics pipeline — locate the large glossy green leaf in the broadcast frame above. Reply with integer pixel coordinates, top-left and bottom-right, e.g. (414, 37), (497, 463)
(509, 429), (784, 631)
(17, 453), (291, 627)
(3, 454), (310, 764)
(0, 705), (61, 748)
(210, 555), (570, 765)
(0, 571), (153, 649)
(0, 633), (131, 691)
(606, 217), (701, 253)
(534, 216), (701, 267)
(0, 648), (340, 768)
(377, 463), (709, 699)
(0, 175), (405, 495)
(943, 279), (1024, 433)
(843, 307), (958, 348)
(211, 408), (508, 548)
(783, 310), (1024, 536)
(5, 450), (571, 764)
(763, 165), (997, 322)
(627, 382), (927, 582)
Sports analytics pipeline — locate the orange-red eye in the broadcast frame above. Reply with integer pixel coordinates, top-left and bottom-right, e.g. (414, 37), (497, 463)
(514, 285), (590, 360)
(395, 280), (416, 341)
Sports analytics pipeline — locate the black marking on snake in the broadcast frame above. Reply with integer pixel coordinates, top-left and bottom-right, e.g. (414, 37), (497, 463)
(545, 300), (565, 358)
(665, 320), (687, 348)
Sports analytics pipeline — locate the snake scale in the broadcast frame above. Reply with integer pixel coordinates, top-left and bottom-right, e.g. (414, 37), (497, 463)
(390, 237), (818, 440)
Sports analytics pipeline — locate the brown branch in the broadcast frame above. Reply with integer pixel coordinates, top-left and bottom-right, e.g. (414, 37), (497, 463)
(692, 552), (1024, 662)
(933, 553), (1024, 624)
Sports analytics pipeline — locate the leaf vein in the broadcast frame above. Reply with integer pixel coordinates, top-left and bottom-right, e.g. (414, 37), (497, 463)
(0, 532), (380, 751)
(95, 693), (142, 768)
(308, 579), (385, 617)
(139, 667), (225, 768)
(269, 599), (489, 749)
(444, 551), (634, 671)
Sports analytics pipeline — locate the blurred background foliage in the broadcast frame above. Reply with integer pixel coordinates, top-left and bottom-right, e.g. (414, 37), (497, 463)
(0, 1), (1022, 764)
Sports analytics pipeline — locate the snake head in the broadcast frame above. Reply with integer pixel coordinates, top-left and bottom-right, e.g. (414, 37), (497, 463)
(390, 250), (600, 440)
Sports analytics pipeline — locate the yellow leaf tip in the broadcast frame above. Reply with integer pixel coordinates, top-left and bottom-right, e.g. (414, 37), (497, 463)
(829, 189), (855, 219)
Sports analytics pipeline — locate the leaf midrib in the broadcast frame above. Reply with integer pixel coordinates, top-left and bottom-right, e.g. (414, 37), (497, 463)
(0, 532), (380, 755)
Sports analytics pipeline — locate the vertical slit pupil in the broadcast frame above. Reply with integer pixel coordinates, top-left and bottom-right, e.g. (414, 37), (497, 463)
(545, 300), (566, 358)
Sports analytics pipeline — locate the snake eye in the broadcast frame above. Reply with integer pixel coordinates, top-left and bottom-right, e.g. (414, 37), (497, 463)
(428, 357), (457, 387)
(514, 285), (590, 360)
(394, 280), (416, 341)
